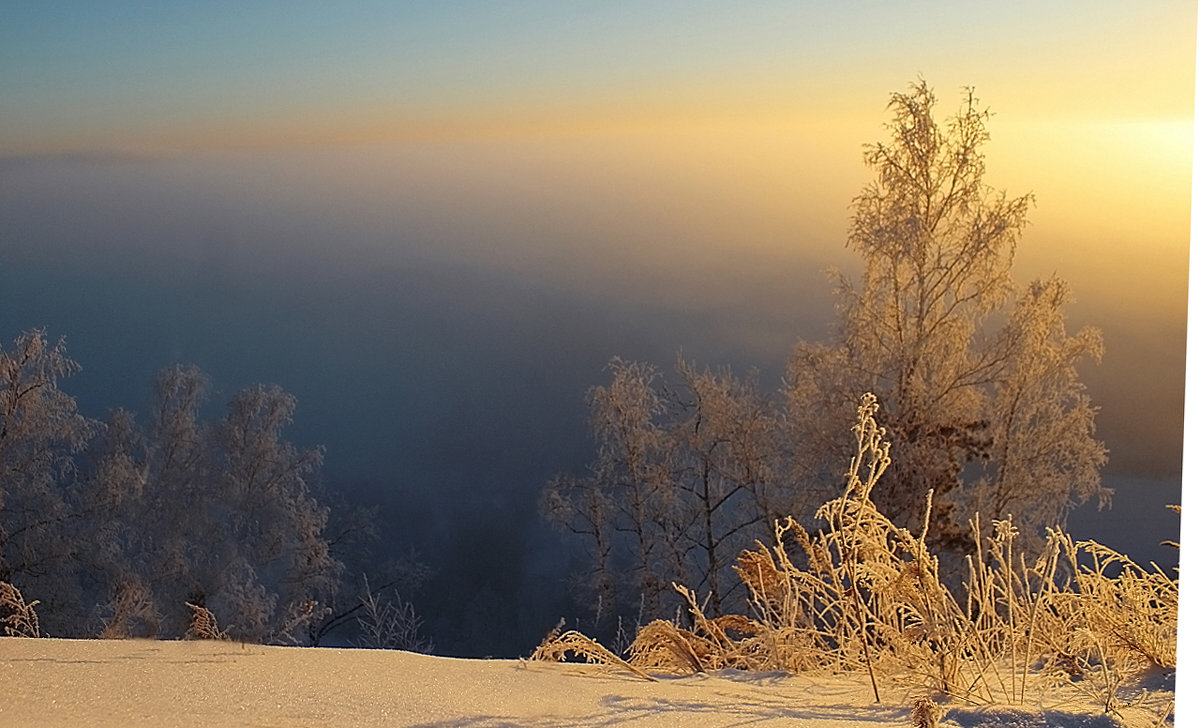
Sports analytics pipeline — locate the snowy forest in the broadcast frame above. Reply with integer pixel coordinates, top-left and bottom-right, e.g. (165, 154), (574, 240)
(0, 82), (1178, 719)
(0, 343), (425, 647)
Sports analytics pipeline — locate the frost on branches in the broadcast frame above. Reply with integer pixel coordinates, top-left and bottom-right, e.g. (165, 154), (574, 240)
(545, 81), (1110, 629)
(0, 333), (340, 642)
(786, 80), (1107, 552)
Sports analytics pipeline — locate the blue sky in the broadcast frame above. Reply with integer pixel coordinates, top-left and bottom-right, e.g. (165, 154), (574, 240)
(3, 2), (1192, 153)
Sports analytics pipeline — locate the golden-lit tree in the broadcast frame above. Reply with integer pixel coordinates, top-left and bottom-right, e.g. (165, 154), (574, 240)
(785, 80), (1107, 550)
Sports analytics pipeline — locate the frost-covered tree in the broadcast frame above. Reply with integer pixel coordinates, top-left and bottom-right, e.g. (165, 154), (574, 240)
(207, 380), (338, 640)
(668, 359), (784, 613)
(542, 360), (667, 622)
(0, 331), (376, 642)
(542, 357), (782, 622)
(785, 80), (1107, 550)
(0, 330), (96, 631)
(86, 366), (340, 642)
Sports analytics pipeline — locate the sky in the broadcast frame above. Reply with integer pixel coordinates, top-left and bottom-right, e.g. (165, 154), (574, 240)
(0, 1), (1194, 656)
(2, 2), (1192, 153)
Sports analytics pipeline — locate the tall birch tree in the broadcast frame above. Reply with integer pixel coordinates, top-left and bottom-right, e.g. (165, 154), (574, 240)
(786, 80), (1107, 550)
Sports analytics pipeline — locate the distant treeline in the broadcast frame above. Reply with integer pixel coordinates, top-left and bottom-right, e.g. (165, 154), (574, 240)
(0, 332), (426, 648)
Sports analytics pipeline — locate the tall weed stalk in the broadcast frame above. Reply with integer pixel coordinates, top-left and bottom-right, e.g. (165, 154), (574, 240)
(610, 393), (1177, 716)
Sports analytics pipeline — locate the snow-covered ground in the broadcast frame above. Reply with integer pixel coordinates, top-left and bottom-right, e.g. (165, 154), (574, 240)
(0, 638), (1173, 727)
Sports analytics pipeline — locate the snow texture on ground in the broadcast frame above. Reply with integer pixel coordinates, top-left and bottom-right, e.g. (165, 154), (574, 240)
(0, 638), (1172, 727)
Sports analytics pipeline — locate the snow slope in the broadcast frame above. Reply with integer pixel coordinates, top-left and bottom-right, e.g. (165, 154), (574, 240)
(0, 638), (1172, 727)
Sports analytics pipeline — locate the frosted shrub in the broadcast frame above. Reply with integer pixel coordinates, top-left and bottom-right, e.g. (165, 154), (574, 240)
(354, 576), (433, 653)
(97, 577), (161, 639)
(608, 393), (1176, 717)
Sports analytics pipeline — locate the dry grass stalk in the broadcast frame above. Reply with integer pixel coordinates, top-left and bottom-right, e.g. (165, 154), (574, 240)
(628, 619), (708, 673)
(273, 600), (329, 646)
(98, 578), (161, 639)
(532, 623), (657, 682)
(1027, 530), (1178, 712)
(609, 392), (1177, 717)
(354, 578), (432, 652)
(910, 696), (942, 727)
(184, 602), (230, 641)
(0, 582), (41, 637)
(626, 586), (774, 674)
